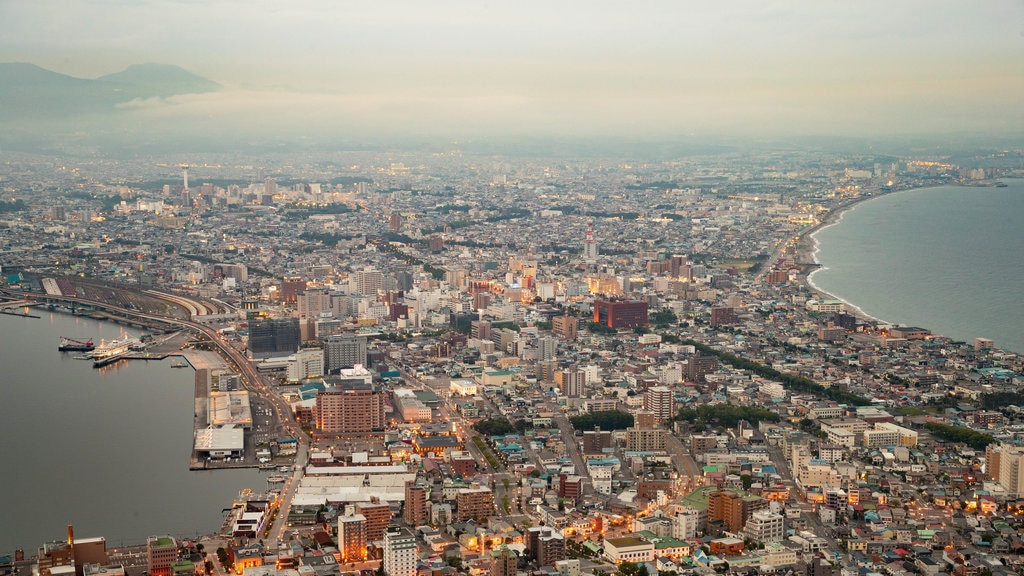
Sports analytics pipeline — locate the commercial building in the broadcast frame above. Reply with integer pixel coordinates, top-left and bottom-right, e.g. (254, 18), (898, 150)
(593, 299), (648, 329)
(146, 537), (177, 576)
(603, 536), (654, 564)
(314, 383), (385, 434)
(324, 333), (368, 373)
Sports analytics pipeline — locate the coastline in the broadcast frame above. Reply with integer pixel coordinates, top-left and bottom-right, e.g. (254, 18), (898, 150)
(795, 186), (928, 326)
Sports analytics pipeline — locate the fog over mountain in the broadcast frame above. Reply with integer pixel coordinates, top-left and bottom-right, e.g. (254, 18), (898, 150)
(2, 1), (1023, 157)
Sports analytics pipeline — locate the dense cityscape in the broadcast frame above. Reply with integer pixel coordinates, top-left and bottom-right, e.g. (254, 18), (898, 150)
(1, 146), (1024, 576)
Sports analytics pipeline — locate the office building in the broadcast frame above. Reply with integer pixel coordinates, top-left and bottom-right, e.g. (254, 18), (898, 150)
(593, 299), (648, 329)
(324, 333), (368, 372)
(314, 383), (385, 434)
(146, 537), (178, 576)
(247, 315), (300, 358)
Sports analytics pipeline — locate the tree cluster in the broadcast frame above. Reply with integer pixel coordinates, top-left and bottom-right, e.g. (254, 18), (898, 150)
(569, 410), (634, 431)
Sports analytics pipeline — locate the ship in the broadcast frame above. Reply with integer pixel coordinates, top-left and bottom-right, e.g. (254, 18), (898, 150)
(58, 336), (95, 352)
(91, 336), (142, 367)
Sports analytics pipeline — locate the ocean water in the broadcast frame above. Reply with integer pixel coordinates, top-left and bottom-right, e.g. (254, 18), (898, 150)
(809, 179), (1024, 354)
(0, 311), (264, 553)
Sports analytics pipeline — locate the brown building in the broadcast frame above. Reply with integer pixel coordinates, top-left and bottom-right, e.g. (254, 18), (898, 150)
(551, 314), (579, 340)
(559, 474), (583, 502)
(404, 481), (430, 525)
(593, 299), (648, 329)
(451, 454), (478, 478)
(489, 547), (518, 576)
(337, 514), (367, 562)
(526, 528), (566, 568)
(355, 500), (392, 542)
(707, 489), (767, 533)
(685, 352), (718, 382)
(581, 428), (612, 454)
(710, 307), (738, 327)
(146, 537), (178, 576)
(314, 383), (385, 434)
(456, 487), (494, 521)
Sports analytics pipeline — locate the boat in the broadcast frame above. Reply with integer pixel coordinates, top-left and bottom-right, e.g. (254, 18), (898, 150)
(91, 336), (141, 367)
(170, 359), (190, 368)
(266, 476), (287, 483)
(58, 336), (95, 352)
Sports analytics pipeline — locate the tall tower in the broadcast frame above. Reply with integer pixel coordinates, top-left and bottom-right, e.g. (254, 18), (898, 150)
(583, 222), (598, 260)
(181, 164), (189, 191)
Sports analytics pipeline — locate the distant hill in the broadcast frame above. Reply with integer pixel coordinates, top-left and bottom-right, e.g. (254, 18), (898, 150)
(0, 62), (220, 121)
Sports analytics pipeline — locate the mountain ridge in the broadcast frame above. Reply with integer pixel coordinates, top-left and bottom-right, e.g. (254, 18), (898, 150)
(0, 61), (220, 120)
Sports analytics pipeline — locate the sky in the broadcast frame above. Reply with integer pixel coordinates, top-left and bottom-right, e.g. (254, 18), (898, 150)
(2, 0), (1023, 143)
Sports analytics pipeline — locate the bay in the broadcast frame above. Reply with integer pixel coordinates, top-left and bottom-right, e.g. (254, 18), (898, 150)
(0, 311), (264, 553)
(810, 180), (1024, 354)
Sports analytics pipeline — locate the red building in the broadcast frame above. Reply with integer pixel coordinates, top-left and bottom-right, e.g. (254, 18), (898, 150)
(593, 299), (648, 329)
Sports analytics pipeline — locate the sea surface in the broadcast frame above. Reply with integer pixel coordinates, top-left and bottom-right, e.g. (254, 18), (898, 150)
(810, 179), (1024, 354)
(0, 311), (264, 553)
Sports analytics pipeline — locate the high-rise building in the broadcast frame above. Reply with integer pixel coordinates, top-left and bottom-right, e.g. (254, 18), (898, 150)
(526, 527), (565, 568)
(314, 383), (385, 434)
(456, 487), (494, 521)
(593, 299), (648, 329)
(337, 513), (367, 562)
(490, 547), (518, 576)
(247, 315), (300, 358)
(626, 427), (667, 451)
(146, 537), (178, 576)
(643, 386), (674, 422)
(383, 527), (417, 576)
(353, 268), (383, 296)
(707, 490), (767, 533)
(538, 337), (557, 361)
(404, 481), (430, 525)
(556, 368), (585, 397)
(685, 352), (718, 382)
(551, 314), (579, 340)
(324, 333), (367, 372)
(355, 501), (392, 542)
(583, 222), (599, 260)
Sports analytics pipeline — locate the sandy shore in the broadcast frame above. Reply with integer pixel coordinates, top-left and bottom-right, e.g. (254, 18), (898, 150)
(795, 191), (891, 324)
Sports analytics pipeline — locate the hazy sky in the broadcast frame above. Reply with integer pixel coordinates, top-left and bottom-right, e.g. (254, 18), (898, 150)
(2, 0), (1023, 142)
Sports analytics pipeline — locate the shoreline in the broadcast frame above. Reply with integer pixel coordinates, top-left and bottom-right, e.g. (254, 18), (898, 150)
(795, 184), (950, 326)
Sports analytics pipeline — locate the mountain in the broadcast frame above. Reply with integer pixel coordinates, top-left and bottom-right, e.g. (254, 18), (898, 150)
(0, 62), (220, 121)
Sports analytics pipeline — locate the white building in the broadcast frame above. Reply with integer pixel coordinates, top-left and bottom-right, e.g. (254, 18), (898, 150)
(603, 536), (654, 563)
(383, 527), (417, 576)
(744, 510), (785, 544)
